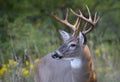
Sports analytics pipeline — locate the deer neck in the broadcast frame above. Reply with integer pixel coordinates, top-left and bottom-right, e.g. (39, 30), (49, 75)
(63, 45), (94, 82)
(62, 46), (87, 69)
(63, 56), (86, 82)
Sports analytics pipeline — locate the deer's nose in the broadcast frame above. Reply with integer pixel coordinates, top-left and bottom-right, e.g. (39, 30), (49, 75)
(52, 51), (63, 59)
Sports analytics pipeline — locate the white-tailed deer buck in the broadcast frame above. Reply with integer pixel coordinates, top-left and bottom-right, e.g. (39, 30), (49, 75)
(34, 6), (99, 82)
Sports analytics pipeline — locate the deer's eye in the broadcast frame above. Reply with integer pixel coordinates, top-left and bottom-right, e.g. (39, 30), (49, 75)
(68, 42), (77, 50)
(69, 43), (77, 50)
(70, 44), (76, 47)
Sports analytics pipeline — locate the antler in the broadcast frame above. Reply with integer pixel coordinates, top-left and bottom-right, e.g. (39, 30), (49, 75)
(70, 6), (99, 34)
(51, 9), (80, 37)
(51, 6), (99, 36)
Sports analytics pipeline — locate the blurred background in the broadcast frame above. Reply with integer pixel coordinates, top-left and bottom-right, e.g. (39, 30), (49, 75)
(0, 0), (120, 82)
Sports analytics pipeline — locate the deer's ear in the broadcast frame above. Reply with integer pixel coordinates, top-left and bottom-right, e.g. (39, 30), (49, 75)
(79, 32), (85, 45)
(59, 30), (70, 42)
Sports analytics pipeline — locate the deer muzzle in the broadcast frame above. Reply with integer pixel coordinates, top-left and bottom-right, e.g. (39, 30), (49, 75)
(52, 51), (63, 59)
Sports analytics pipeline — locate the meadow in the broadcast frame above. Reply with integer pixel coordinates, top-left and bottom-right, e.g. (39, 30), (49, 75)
(0, 0), (120, 82)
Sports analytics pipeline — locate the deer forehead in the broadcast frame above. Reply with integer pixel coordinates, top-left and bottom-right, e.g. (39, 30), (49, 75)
(65, 38), (78, 45)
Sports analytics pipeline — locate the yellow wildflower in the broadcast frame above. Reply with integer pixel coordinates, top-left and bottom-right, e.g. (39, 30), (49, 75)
(94, 49), (100, 56)
(34, 58), (40, 63)
(8, 59), (13, 66)
(30, 64), (34, 70)
(25, 61), (29, 66)
(0, 69), (3, 76)
(7, 59), (17, 67)
(97, 67), (103, 73)
(13, 61), (17, 66)
(22, 68), (29, 76)
(0, 66), (7, 76)
(2, 64), (7, 68)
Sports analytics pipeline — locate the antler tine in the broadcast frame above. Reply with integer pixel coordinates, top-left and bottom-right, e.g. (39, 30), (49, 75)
(83, 12), (100, 34)
(51, 9), (81, 32)
(74, 17), (80, 30)
(94, 12), (99, 23)
(83, 22), (88, 31)
(76, 18), (81, 30)
(86, 6), (92, 22)
(70, 9), (81, 30)
(71, 7), (97, 26)
(71, 6), (99, 35)
(79, 9), (83, 16)
(70, 9), (80, 29)
(94, 12), (97, 23)
(72, 17), (81, 36)
(65, 8), (69, 21)
(83, 25), (95, 34)
(70, 9), (81, 36)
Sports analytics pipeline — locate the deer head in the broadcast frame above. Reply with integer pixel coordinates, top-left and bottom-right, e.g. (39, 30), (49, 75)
(51, 6), (99, 59)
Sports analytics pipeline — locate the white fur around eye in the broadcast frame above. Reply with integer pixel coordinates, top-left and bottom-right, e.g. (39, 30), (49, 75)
(68, 42), (77, 50)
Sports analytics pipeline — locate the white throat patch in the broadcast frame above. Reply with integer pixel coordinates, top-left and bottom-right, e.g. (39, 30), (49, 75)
(63, 58), (82, 69)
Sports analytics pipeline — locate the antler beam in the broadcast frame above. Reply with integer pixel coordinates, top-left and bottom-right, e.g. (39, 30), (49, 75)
(70, 6), (99, 34)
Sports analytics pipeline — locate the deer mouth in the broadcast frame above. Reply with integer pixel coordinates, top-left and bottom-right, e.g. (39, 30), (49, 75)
(52, 52), (63, 59)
